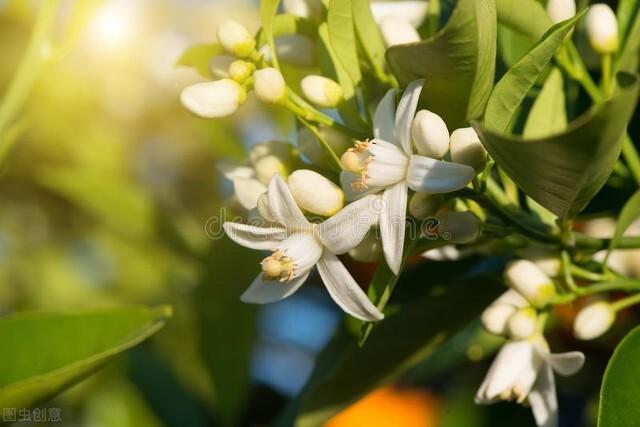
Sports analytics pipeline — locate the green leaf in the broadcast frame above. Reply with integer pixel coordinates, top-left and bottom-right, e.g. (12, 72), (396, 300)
(617, 0), (640, 43)
(292, 277), (502, 427)
(352, 0), (386, 80)
(609, 190), (640, 253)
(327, 0), (362, 87)
(176, 43), (222, 78)
(485, 12), (582, 133)
(498, 24), (535, 68)
(0, 306), (171, 409)
(598, 325), (640, 426)
(474, 72), (640, 219)
(496, 0), (551, 40)
(260, 0), (282, 69)
(523, 67), (567, 138)
(386, 0), (497, 129)
(615, 1), (640, 73)
(256, 14), (317, 46)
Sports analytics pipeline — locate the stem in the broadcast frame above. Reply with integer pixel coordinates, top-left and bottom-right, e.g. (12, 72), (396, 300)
(578, 279), (640, 296)
(570, 264), (612, 282)
(622, 135), (640, 187)
(284, 96), (364, 140)
(612, 293), (640, 311)
(561, 251), (579, 292)
(601, 53), (613, 98)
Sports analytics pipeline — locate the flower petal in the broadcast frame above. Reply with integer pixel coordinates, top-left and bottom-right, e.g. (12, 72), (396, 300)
(240, 271), (309, 304)
(340, 171), (383, 201)
(528, 364), (559, 427)
(395, 79), (424, 155)
(537, 348), (585, 377)
(407, 155), (475, 193)
(316, 251), (384, 321)
(223, 222), (287, 250)
(268, 174), (310, 229)
(277, 232), (324, 277)
(218, 164), (255, 180)
(233, 177), (267, 210)
(380, 181), (408, 274)
(367, 139), (410, 188)
(317, 194), (380, 254)
(370, 0), (429, 27)
(374, 89), (398, 143)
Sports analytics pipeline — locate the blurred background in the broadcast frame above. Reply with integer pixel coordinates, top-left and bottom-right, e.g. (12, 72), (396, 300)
(0, 0), (635, 426)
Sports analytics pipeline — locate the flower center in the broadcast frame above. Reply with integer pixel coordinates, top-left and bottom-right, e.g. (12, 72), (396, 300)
(260, 249), (295, 281)
(340, 140), (372, 191)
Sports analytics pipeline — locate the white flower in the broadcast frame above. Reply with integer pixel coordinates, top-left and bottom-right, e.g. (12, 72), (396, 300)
(370, 1), (429, 28)
(223, 175), (383, 321)
(288, 169), (344, 216)
(436, 211), (481, 244)
(180, 79), (246, 118)
(340, 80), (476, 273)
(301, 75), (344, 108)
(585, 4), (619, 54)
(217, 20), (256, 58)
(546, 0), (576, 24)
(450, 127), (487, 172)
(507, 307), (538, 340)
(574, 301), (615, 340)
(254, 67), (287, 105)
(504, 260), (556, 309)
(379, 16), (421, 47)
(481, 290), (529, 336)
(476, 335), (585, 427)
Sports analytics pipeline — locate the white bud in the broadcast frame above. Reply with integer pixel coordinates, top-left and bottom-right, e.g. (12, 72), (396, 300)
(301, 75), (343, 108)
(228, 60), (255, 83)
(283, 0), (322, 20)
(482, 304), (518, 336)
(254, 67), (287, 105)
(504, 260), (556, 308)
(209, 55), (235, 78)
(409, 192), (442, 220)
(517, 246), (561, 277)
(298, 126), (351, 166)
(450, 127), (487, 172)
(348, 231), (382, 263)
(546, 0), (576, 24)
(274, 35), (316, 67)
(379, 16), (420, 47)
(585, 4), (619, 54)
(180, 79), (246, 118)
(507, 307), (538, 340)
(574, 301), (615, 340)
(249, 141), (296, 184)
(217, 20), (256, 58)
(437, 211), (481, 244)
(287, 169), (344, 216)
(411, 110), (450, 159)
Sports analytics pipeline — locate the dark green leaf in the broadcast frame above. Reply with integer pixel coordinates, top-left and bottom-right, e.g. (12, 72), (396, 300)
(598, 325), (640, 426)
(474, 72), (640, 219)
(176, 43), (222, 78)
(386, 0), (497, 129)
(0, 306), (171, 409)
(485, 12), (582, 133)
(523, 67), (567, 138)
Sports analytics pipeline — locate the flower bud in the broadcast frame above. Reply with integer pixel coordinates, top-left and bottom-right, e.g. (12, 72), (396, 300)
(379, 16), (420, 47)
(180, 79), (246, 118)
(249, 141), (296, 184)
(298, 126), (351, 166)
(411, 110), (450, 159)
(482, 304), (518, 336)
(585, 4), (619, 54)
(274, 35), (316, 67)
(228, 60), (255, 83)
(348, 231), (382, 262)
(287, 169), (344, 216)
(574, 301), (615, 340)
(450, 127), (487, 172)
(546, 0), (576, 24)
(301, 76), (343, 108)
(254, 67), (287, 105)
(504, 260), (556, 308)
(409, 192), (442, 220)
(283, 0), (322, 20)
(209, 55), (235, 78)
(217, 20), (256, 58)
(437, 211), (481, 244)
(507, 307), (538, 340)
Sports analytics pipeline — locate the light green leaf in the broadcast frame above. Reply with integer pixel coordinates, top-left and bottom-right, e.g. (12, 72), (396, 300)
(386, 0), (497, 129)
(496, 0), (551, 40)
(352, 0), (386, 80)
(498, 24), (535, 68)
(260, 0), (282, 69)
(327, 0), (362, 86)
(485, 12), (582, 133)
(0, 306), (171, 409)
(474, 73), (640, 219)
(523, 67), (567, 138)
(609, 191), (640, 253)
(256, 14), (317, 46)
(598, 325), (640, 426)
(292, 277), (502, 427)
(176, 43), (222, 78)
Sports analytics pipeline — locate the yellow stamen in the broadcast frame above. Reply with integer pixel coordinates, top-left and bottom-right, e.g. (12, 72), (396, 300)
(260, 250), (295, 281)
